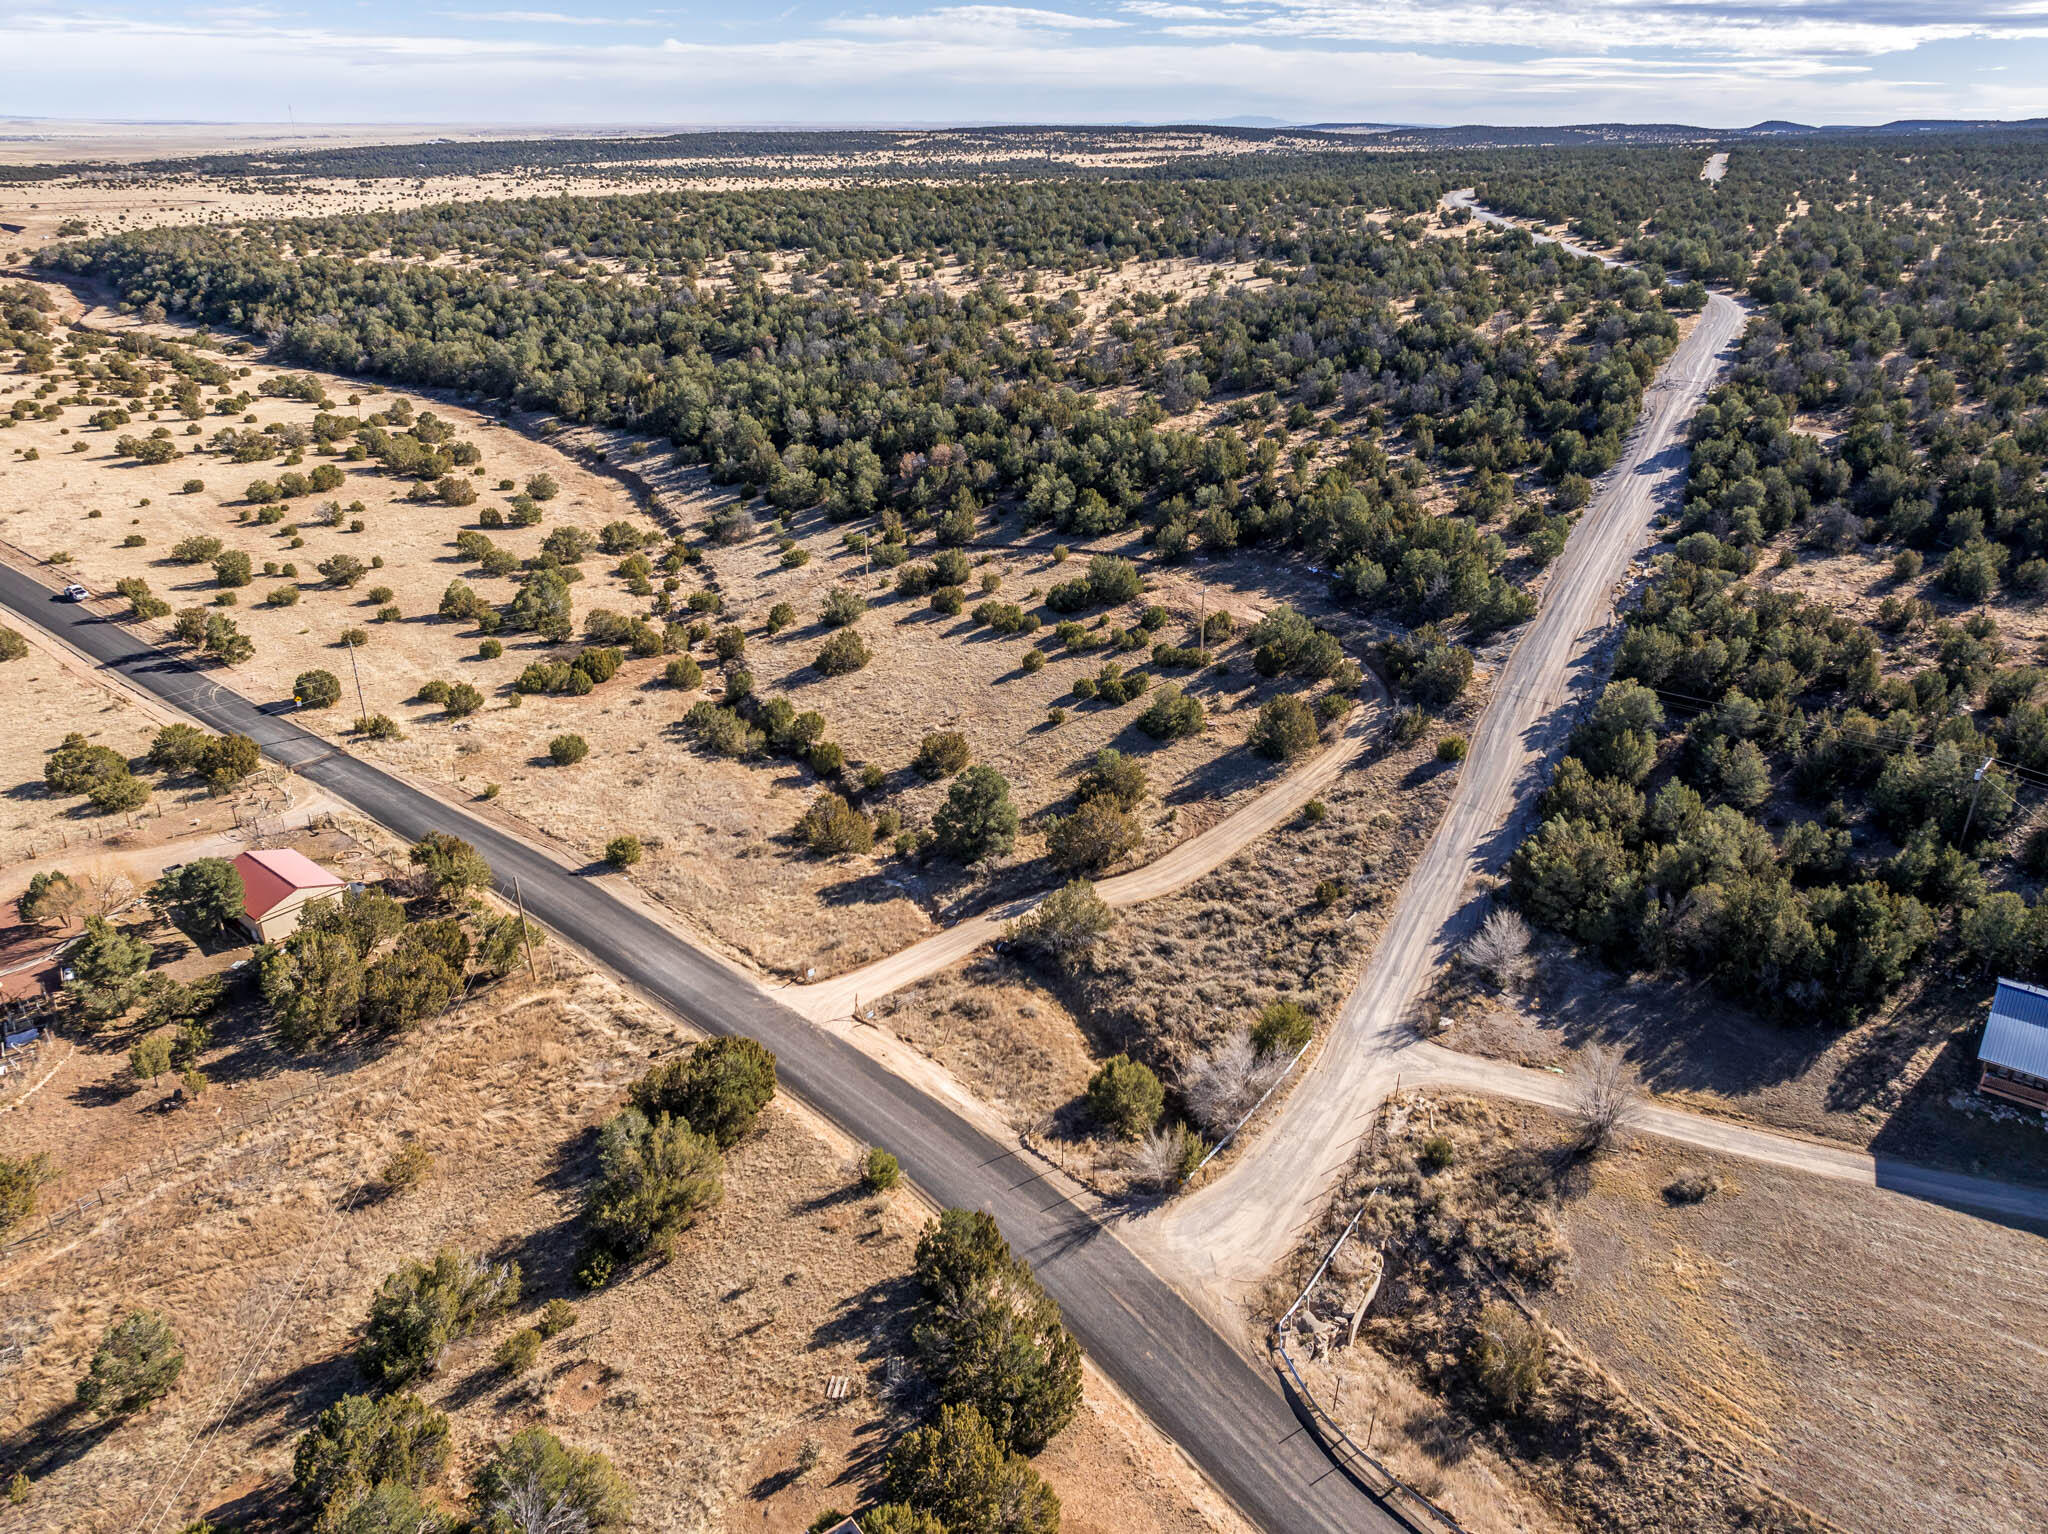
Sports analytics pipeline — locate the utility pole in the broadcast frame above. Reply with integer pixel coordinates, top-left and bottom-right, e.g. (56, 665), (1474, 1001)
(346, 638), (368, 726)
(512, 876), (539, 982)
(1961, 753), (1997, 846)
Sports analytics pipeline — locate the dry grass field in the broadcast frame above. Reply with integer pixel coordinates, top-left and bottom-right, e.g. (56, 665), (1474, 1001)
(1270, 1092), (2047, 1534)
(1, 284), (1367, 983)
(0, 932), (1249, 1534)
(860, 689), (1469, 1193)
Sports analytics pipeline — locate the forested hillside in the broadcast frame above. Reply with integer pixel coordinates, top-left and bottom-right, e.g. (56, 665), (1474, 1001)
(43, 164), (1688, 665)
(1498, 134), (2048, 1021)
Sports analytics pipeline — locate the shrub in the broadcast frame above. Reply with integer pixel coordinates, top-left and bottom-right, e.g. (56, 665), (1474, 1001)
(797, 792), (875, 855)
(212, 549), (252, 587)
(683, 701), (765, 757)
(537, 1298), (578, 1339)
(292, 1391), (450, 1516)
(665, 655), (703, 690)
(525, 472), (559, 502)
(1469, 1301), (1548, 1416)
(169, 534), (223, 564)
(1418, 1134), (1457, 1172)
(1249, 606), (1344, 680)
(380, 1142), (434, 1194)
(584, 1108), (724, 1261)
(494, 1328), (543, 1376)
(1251, 999), (1313, 1056)
(863, 1147), (901, 1193)
(318, 553), (368, 588)
(1136, 684), (1205, 740)
(549, 733), (590, 766)
(365, 584), (394, 605)
(814, 628), (871, 676)
(604, 834), (643, 868)
(263, 584), (301, 609)
(469, 1427), (630, 1534)
(1085, 1055), (1164, 1139)
(294, 669), (341, 708)
(340, 626), (369, 648)
(1006, 878), (1115, 971)
(356, 713), (402, 741)
(765, 601), (796, 633)
(1022, 648), (1047, 673)
(914, 730), (971, 780)
(1250, 694), (1319, 760)
(478, 637), (503, 659)
(442, 682), (483, 717)
(930, 585), (965, 616)
(933, 766), (1018, 862)
(356, 1248), (521, 1388)
(408, 831), (493, 902)
(1437, 734), (1470, 763)
(76, 1311), (184, 1418)
(628, 1036), (779, 1148)
(1047, 799), (1140, 873)
(821, 585), (867, 627)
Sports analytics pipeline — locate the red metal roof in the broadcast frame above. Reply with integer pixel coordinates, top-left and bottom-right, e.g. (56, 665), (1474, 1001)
(232, 848), (346, 921)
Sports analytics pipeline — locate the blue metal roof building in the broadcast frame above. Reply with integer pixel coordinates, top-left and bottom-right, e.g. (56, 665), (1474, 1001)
(1978, 978), (2048, 1111)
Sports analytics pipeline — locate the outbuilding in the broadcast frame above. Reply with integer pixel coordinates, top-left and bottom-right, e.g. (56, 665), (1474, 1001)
(232, 848), (348, 944)
(1977, 977), (2048, 1111)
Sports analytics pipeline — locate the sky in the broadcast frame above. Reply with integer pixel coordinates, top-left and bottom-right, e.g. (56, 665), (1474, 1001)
(2, 1), (2047, 129)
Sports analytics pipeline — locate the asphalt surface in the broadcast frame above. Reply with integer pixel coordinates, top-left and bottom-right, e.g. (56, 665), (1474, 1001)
(0, 559), (1402, 1534)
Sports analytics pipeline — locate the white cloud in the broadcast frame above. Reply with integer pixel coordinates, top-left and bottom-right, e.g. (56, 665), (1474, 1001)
(439, 9), (664, 23)
(1, 2), (2046, 125)
(830, 5), (1129, 38)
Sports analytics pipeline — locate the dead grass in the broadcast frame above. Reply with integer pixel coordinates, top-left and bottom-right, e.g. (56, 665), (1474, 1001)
(1270, 1094), (1835, 1534)
(2, 294), (1365, 984)
(0, 942), (1248, 1534)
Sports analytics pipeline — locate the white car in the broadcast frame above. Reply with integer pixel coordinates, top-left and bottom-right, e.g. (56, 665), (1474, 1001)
(61, 583), (89, 602)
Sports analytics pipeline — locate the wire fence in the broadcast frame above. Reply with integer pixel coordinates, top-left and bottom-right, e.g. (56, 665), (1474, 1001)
(0, 1074), (329, 1259)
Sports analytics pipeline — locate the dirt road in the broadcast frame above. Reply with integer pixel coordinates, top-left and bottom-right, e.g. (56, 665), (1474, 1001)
(1136, 203), (1751, 1298)
(1409, 1042), (2048, 1226)
(789, 703), (1379, 1022)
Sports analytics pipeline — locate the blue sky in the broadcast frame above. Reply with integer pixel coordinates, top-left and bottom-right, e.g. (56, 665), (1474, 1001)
(2, 1), (2046, 128)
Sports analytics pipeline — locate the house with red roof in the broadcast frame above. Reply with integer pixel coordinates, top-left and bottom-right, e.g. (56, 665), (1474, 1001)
(232, 848), (348, 943)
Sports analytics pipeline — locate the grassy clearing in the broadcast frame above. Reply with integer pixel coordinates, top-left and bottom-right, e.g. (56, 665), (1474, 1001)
(1272, 1091), (2046, 1534)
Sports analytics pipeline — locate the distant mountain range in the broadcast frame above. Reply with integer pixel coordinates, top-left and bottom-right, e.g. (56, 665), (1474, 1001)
(1297, 118), (2048, 148)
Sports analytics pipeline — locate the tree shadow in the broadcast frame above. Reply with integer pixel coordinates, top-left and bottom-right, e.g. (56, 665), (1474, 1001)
(222, 1347), (357, 1449)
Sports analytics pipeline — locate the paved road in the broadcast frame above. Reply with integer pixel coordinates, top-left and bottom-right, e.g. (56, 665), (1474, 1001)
(0, 560), (1402, 1534)
(1140, 224), (1752, 1295)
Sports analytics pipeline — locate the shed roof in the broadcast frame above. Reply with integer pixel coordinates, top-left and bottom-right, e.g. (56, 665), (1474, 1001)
(232, 848), (346, 921)
(1981, 977), (2048, 1080)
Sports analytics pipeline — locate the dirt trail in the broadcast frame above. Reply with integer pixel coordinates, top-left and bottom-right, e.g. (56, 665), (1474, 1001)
(1132, 197), (1752, 1304)
(787, 702), (1380, 1022)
